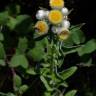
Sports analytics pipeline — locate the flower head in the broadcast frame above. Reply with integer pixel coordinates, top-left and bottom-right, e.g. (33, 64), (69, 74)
(48, 10), (63, 25)
(35, 21), (49, 35)
(58, 28), (70, 40)
(50, 0), (64, 9)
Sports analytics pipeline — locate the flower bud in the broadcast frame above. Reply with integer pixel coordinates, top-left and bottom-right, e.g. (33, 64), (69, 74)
(62, 20), (70, 29)
(36, 10), (45, 20)
(62, 7), (69, 16)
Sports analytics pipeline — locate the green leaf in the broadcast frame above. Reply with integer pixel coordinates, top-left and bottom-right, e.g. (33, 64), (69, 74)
(27, 42), (45, 61)
(44, 92), (51, 96)
(13, 74), (22, 88)
(26, 68), (36, 75)
(15, 15), (32, 33)
(41, 63), (50, 68)
(0, 59), (5, 66)
(65, 90), (77, 96)
(63, 36), (74, 47)
(0, 11), (9, 25)
(84, 58), (93, 67)
(0, 42), (5, 59)
(19, 85), (28, 94)
(40, 68), (50, 76)
(70, 23), (85, 30)
(7, 4), (20, 15)
(70, 24), (85, 44)
(0, 33), (4, 41)
(58, 81), (68, 88)
(7, 93), (16, 96)
(17, 37), (28, 53)
(40, 76), (53, 91)
(59, 66), (77, 80)
(77, 39), (96, 56)
(7, 17), (17, 30)
(7, 15), (32, 32)
(0, 92), (7, 96)
(10, 54), (28, 68)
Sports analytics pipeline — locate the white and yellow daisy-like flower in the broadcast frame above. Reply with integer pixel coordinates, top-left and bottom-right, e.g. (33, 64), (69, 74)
(49, 0), (64, 9)
(58, 28), (70, 40)
(35, 21), (49, 35)
(48, 10), (63, 25)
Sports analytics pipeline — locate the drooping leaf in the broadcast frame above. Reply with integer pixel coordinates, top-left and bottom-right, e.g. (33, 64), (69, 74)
(65, 90), (77, 96)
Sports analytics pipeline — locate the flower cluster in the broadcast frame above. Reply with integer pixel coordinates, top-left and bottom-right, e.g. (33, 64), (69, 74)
(35, 0), (70, 40)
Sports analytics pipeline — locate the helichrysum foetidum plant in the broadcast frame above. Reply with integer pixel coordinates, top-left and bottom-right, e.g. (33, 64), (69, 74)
(35, 0), (78, 96)
(0, 1), (96, 96)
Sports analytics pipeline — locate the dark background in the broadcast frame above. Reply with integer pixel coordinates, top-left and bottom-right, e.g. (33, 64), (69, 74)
(0, 0), (96, 96)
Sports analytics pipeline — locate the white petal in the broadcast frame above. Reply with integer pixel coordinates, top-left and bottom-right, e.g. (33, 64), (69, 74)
(62, 7), (69, 16)
(62, 20), (70, 29)
(36, 10), (45, 20)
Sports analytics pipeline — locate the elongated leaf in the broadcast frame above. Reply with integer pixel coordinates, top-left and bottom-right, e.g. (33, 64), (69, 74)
(13, 74), (22, 88)
(59, 66), (77, 80)
(0, 33), (4, 41)
(7, 93), (16, 96)
(0, 42), (5, 59)
(65, 90), (77, 96)
(26, 68), (36, 75)
(40, 76), (53, 91)
(57, 81), (68, 88)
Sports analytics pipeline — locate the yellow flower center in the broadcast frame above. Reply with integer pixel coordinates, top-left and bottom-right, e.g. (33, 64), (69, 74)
(50, 0), (64, 9)
(35, 21), (48, 34)
(58, 28), (70, 40)
(48, 10), (63, 24)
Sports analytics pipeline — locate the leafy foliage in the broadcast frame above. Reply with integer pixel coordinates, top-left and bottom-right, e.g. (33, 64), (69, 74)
(0, 4), (96, 96)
